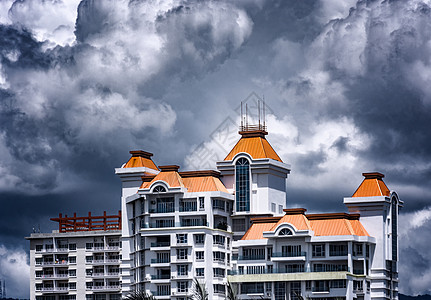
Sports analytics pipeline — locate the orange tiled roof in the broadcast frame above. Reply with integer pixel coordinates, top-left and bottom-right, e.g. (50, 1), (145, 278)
(182, 176), (228, 193)
(241, 210), (369, 240)
(224, 131), (282, 162)
(140, 169), (228, 193)
(352, 172), (390, 197)
(241, 219), (280, 240)
(123, 150), (158, 170)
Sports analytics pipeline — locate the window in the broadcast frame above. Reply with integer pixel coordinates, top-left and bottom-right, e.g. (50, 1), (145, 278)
(266, 282), (272, 293)
(286, 264), (304, 273)
(330, 280), (346, 288)
(196, 251), (204, 260)
(68, 244), (76, 251)
(214, 284), (225, 294)
(68, 282), (76, 290)
(233, 219), (245, 231)
(153, 185), (166, 193)
(68, 269), (76, 277)
(199, 197), (205, 210)
(354, 243), (363, 256)
(196, 268), (204, 277)
(36, 245), (43, 252)
(213, 268), (225, 278)
(282, 245), (302, 257)
(157, 285), (171, 296)
(312, 244), (325, 257)
(176, 234), (188, 244)
(279, 205), (283, 214)
(238, 266), (244, 275)
(195, 234), (205, 244)
(329, 244), (348, 256)
(241, 282), (264, 294)
(271, 203), (276, 212)
(279, 228), (292, 236)
(353, 280), (363, 291)
(154, 197), (174, 213)
(177, 248), (188, 260)
(243, 248), (265, 260)
(213, 199), (225, 210)
(290, 281), (301, 300)
(180, 199), (197, 212)
(213, 251), (225, 262)
(305, 281), (311, 291)
(177, 265), (188, 276)
(366, 244), (370, 257)
(157, 252), (170, 263)
(235, 158), (250, 212)
(69, 256), (76, 264)
(86, 243), (93, 250)
(247, 265), (265, 274)
(35, 258), (42, 265)
(213, 235), (225, 246)
(177, 281), (188, 293)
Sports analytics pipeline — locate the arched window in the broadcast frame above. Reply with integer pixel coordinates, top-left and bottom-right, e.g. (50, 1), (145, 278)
(279, 228), (293, 236)
(153, 185), (166, 193)
(235, 158), (250, 212)
(392, 197), (397, 261)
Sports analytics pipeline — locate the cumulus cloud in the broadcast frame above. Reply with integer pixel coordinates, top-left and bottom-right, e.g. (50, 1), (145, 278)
(0, 245), (29, 299)
(399, 208), (431, 295)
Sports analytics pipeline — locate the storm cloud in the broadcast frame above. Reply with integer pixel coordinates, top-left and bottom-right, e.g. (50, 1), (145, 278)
(0, 0), (431, 297)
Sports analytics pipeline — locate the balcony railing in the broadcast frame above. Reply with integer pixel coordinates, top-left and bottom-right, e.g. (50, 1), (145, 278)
(228, 267), (350, 276)
(151, 290), (171, 296)
(151, 258), (171, 264)
(150, 242), (170, 248)
(237, 255), (266, 261)
(272, 251), (307, 258)
(151, 274), (171, 280)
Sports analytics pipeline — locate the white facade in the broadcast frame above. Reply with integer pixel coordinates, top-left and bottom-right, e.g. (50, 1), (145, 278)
(27, 230), (122, 300)
(27, 130), (402, 300)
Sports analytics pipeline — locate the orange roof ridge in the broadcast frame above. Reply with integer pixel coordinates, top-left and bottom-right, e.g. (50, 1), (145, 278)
(306, 213), (360, 220)
(224, 135), (282, 162)
(250, 217), (282, 223)
(344, 219), (355, 235)
(123, 150), (158, 170)
(352, 172), (390, 197)
(159, 165), (180, 172)
(179, 170), (221, 178)
(283, 208), (307, 215)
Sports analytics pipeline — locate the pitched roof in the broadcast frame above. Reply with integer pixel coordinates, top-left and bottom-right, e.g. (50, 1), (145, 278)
(224, 131), (282, 162)
(140, 169), (228, 193)
(352, 172), (390, 197)
(241, 209), (369, 240)
(123, 150), (158, 170)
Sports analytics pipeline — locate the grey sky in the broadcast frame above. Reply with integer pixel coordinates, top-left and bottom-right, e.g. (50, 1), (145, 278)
(0, 0), (430, 297)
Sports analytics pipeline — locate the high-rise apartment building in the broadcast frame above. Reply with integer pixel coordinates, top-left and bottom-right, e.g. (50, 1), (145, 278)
(28, 125), (402, 300)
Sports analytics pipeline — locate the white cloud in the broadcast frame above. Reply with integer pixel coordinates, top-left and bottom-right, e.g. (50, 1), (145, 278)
(0, 245), (29, 299)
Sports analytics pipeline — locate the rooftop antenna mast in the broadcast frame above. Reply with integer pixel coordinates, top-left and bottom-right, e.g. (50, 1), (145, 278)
(258, 99), (261, 128)
(240, 101), (243, 130)
(263, 95), (266, 129)
(246, 103), (248, 130)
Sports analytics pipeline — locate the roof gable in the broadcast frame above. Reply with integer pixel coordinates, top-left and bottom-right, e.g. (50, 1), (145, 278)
(352, 172), (390, 197)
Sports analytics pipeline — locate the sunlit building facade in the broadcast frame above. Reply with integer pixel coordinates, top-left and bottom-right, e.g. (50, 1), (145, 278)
(28, 125), (402, 300)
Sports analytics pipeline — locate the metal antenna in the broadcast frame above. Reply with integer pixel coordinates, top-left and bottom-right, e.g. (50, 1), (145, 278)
(263, 96), (266, 128)
(246, 103), (248, 130)
(240, 101), (243, 129)
(258, 99), (261, 127)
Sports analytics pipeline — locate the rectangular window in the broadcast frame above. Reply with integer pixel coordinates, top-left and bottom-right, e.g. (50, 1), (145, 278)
(177, 281), (188, 293)
(266, 282), (272, 293)
(213, 251), (225, 263)
(177, 265), (188, 276)
(236, 158), (250, 212)
(271, 203), (276, 213)
(196, 251), (204, 260)
(86, 243), (93, 250)
(286, 264), (304, 273)
(176, 234), (188, 244)
(213, 268), (225, 278)
(305, 281), (312, 291)
(213, 199), (225, 210)
(354, 243), (363, 256)
(312, 244), (326, 257)
(177, 248), (188, 260)
(242, 248), (265, 260)
(196, 268), (204, 277)
(281, 245), (302, 257)
(279, 205), (283, 214)
(329, 244), (348, 256)
(246, 265), (265, 274)
(154, 197), (175, 213)
(156, 285), (171, 296)
(69, 256), (76, 264)
(180, 199), (197, 212)
(156, 252), (170, 263)
(232, 219), (245, 231)
(35, 245), (43, 252)
(195, 234), (205, 244)
(241, 282), (264, 294)
(68, 282), (76, 290)
(68, 269), (76, 277)
(214, 284), (225, 294)
(213, 235), (225, 246)
(68, 244), (76, 251)
(330, 280), (347, 288)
